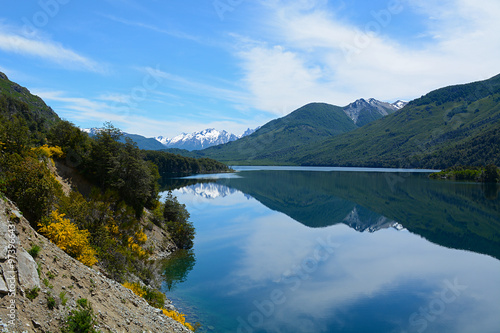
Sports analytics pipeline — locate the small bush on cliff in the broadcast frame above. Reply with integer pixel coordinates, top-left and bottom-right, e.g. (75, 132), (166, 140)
(28, 244), (41, 258)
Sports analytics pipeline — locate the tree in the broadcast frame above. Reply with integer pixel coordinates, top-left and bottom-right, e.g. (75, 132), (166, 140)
(0, 114), (30, 155)
(1, 154), (62, 224)
(163, 192), (195, 249)
(483, 164), (500, 183)
(163, 191), (190, 223)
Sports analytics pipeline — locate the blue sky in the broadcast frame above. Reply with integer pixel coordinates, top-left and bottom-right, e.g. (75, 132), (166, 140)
(1, 0), (499, 137)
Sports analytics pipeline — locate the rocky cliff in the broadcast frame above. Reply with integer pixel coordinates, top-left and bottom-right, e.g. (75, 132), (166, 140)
(0, 196), (191, 333)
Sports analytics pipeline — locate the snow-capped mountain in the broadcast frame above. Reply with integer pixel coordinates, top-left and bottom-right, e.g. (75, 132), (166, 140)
(342, 98), (407, 125)
(156, 128), (257, 151)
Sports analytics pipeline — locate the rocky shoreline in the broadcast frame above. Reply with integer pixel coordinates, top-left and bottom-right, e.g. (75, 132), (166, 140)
(0, 197), (192, 333)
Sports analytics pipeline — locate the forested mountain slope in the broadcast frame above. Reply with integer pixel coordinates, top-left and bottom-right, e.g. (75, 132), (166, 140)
(293, 74), (500, 168)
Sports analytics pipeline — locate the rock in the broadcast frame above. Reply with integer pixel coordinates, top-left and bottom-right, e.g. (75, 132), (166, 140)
(17, 248), (41, 292)
(165, 304), (176, 311)
(32, 319), (42, 328)
(0, 274), (8, 294)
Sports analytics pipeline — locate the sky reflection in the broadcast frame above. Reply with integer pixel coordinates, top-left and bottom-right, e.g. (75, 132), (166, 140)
(166, 177), (500, 333)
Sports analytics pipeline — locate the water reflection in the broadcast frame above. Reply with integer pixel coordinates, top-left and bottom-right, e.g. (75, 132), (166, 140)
(162, 249), (196, 291)
(169, 170), (500, 260)
(163, 169), (500, 333)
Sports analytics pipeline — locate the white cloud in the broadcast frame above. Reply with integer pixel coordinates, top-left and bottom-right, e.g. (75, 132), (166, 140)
(0, 27), (105, 73)
(239, 45), (336, 115)
(234, 0), (500, 115)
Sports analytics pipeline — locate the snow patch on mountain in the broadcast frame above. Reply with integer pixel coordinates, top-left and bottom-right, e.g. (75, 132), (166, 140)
(81, 127), (104, 136)
(343, 98), (407, 124)
(392, 100), (408, 110)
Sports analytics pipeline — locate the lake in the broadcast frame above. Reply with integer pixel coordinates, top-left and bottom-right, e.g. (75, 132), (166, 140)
(160, 167), (500, 333)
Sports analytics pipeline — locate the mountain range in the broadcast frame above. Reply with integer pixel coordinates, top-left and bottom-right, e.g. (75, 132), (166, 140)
(151, 99), (404, 152)
(82, 127), (259, 151)
(190, 74), (500, 168)
(187, 99), (406, 164)
(82, 98), (404, 152)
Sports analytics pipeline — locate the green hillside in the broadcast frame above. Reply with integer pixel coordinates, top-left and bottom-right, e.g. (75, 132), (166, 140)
(293, 74), (500, 168)
(196, 102), (358, 164)
(0, 72), (60, 143)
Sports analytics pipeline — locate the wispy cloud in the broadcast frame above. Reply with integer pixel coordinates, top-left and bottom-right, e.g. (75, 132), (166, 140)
(102, 14), (200, 42)
(233, 0), (500, 115)
(0, 27), (106, 73)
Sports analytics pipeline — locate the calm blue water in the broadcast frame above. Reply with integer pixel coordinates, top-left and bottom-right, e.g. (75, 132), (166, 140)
(160, 167), (500, 333)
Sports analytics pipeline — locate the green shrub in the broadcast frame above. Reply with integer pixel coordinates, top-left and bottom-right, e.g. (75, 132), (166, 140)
(61, 299), (99, 333)
(28, 244), (41, 258)
(60, 291), (68, 306)
(482, 164), (500, 183)
(47, 295), (56, 310)
(26, 287), (40, 300)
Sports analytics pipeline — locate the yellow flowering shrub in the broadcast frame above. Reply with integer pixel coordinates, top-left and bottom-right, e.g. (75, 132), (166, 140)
(123, 281), (195, 331)
(32, 145), (65, 159)
(122, 282), (146, 298)
(162, 309), (195, 331)
(127, 236), (147, 257)
(106, 223), (119, 235)
(38, 210), (98, 267)
(135, 228), (148, 244)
